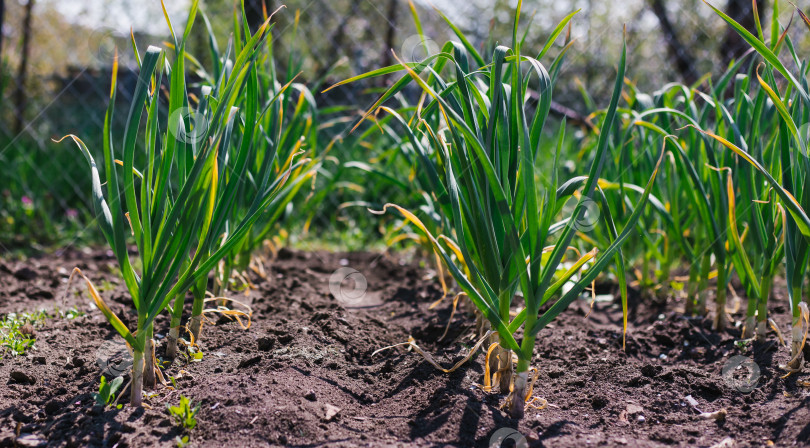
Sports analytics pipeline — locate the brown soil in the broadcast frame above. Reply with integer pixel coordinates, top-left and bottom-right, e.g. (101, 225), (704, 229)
(0, 248), (808, 447)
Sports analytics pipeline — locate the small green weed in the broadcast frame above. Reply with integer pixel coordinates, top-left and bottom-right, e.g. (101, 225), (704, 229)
(54, 306), (86, 320)
(167, 396), (200, 430)
(93, 375), (124, 408)
(0, 307), (85, 358)
(0, 311), (47, 357)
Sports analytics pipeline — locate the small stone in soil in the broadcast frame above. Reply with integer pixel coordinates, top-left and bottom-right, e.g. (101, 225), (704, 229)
(277, 248), (294, 260)
(322, 403), (341, 421)
(44, 401), (61, 415)
(257, 337), (275, 351)
(689, 347), (706, 358)
(20, 324), (36, 337)
(28, 288), (53, 300)
(238, 356), (262, 369)
(10, 370), (35, 384)
(640, 364), (659, 377)
(14, 267), (38, 281)
(625, 404), (644, 415)
(305, 390), (317, 401)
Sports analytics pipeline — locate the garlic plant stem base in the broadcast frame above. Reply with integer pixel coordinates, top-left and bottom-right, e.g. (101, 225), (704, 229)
(789, 324), (803, 371)
(189, 314), (203, 344)
(684, 276), (698, 315)
(143, 339), (156, 389)
(713, 311), (728, 332)
(166, 326), (180, 359)
(486, 331), (498, 380)
(756, 320), (767, 342)
(713, 289), (728, 331)
(476, 314), (489, 338)
(696, 290), (708, 317)
(508, 371), (527, 419)
(742, 316), (756, 339)
(684, 300), (694, 316)
(497, 345), (513, 394)
(131, 351), (144, 407)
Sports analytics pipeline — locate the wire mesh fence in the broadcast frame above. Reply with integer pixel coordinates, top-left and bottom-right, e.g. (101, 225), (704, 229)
(0, 0), (805, 249)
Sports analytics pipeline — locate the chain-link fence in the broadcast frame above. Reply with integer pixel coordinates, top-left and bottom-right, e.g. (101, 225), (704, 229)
(0, 0), (806, 249)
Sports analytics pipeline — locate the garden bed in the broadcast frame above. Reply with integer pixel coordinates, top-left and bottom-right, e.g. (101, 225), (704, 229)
(0, 249), (807, 447)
